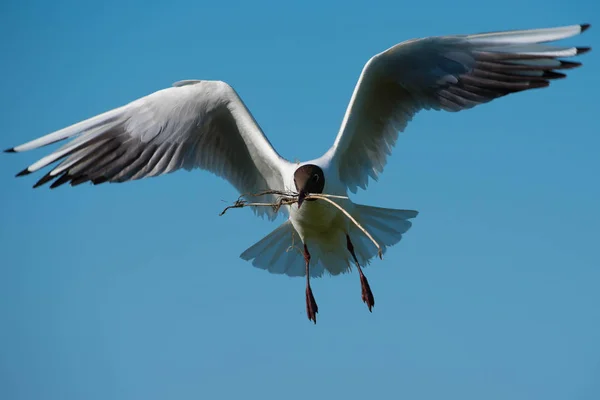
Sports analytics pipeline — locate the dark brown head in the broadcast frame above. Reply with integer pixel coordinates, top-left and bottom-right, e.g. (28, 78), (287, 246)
(293, 164), (325, 208)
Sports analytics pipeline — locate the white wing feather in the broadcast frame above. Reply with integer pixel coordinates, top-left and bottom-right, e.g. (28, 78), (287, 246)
(321, 24), (590, 193)
(8, 80), (293, 220)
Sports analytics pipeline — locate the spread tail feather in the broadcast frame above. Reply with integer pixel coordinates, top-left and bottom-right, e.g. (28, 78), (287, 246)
(347, 204), (418, 268)
(240, 204), (418, 278)
(240, 221), (307, 277)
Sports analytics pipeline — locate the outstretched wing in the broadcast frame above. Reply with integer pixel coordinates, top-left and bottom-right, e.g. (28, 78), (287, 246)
(6, 80), (293, 219)
(322, 23), (591, 193)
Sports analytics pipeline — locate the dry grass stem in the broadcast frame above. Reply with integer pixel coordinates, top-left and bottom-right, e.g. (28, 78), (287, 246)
(305, 194), (383, 259)
(219, 190), (383, 259)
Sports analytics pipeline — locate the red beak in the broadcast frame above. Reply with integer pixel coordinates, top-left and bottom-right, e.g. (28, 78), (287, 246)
(298, 190), (307, 208)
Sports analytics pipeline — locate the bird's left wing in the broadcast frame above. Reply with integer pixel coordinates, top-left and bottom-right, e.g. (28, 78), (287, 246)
(321, 23), (591, 193)
(6, 80), (293, 220)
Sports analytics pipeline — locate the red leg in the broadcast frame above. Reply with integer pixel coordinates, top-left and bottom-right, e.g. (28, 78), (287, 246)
(346, 235), (375, 312)
(304, 244), (318, 324)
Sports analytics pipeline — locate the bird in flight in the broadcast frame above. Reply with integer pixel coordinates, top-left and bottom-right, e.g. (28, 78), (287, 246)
(6, 23), (590, 323)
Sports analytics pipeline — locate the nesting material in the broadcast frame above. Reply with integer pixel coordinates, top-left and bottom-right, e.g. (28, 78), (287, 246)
(219, 190), (383, 259)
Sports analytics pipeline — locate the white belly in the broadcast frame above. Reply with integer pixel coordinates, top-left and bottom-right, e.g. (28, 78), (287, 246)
(287, 196), (353, 241)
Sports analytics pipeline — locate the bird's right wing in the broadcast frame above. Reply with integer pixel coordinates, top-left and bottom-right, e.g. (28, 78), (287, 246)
(6, 80), (293, 220)
(321, 23), (590, 193)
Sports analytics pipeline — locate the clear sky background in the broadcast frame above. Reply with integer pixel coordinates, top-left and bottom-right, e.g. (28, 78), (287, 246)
(0, 1), (598, 399)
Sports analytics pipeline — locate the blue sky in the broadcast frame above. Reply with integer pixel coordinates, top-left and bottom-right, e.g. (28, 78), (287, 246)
(0, 0), (598, 399)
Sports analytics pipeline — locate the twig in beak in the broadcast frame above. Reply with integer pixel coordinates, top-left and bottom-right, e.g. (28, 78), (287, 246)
(219, 189), (383, 259)
(306, 194), (383, 259)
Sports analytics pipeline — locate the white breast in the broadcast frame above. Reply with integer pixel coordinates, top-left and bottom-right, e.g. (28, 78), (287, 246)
(288, 199), (340, 236)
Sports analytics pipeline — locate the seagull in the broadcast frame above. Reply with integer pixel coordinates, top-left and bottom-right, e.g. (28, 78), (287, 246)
(6, 23), (590, 323)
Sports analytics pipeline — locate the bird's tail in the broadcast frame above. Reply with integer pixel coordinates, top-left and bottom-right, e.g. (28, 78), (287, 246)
(240, 205), (418, 278)
(346, 204), (418, 267)
(240, 220), (306, 277)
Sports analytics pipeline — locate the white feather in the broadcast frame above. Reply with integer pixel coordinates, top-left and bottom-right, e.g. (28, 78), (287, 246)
(9, 80), (293, 219)
(320, 23), (589, 193)
(467, 24), (585, 44)
(7, 23), (590, 284)
(12, 108), (124, 153)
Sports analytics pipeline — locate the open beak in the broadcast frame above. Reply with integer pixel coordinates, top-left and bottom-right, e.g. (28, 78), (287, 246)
(298, 190), (307, 209)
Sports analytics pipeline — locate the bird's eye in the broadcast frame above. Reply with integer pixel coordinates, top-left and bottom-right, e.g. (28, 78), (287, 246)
(312, 174), (319, 182)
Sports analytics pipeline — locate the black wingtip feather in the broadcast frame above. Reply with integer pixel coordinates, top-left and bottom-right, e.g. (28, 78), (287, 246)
(529, 81), (550, 90)
(559, 60), (583, 69)
(49, 173), (72, 189)
(92, 176), (109, 185)
(576, 47), (591, 55)
(543, 71), (567, 79)
(581, 23), (591, 33)
(16, 168), (31, 177)
(4, 148), (16, 153)
(33, 171), (56, 188)
(70, 175), (91, 187)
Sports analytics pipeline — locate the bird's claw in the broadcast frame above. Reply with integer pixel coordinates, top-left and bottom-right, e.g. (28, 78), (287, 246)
(305, 286), (319, 324)
(359, 272), (375, 312)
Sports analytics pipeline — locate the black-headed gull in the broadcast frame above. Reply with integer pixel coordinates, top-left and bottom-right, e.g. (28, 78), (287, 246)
(6, 23), (590, 323)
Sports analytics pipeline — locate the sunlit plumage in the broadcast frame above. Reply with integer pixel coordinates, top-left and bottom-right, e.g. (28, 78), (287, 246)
(6, 23), (591, 322)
